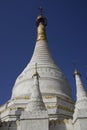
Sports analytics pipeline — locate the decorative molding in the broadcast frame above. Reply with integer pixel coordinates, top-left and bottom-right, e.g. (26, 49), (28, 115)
(46, 104), (74, 113)
(15, 96), (30, 100)
(0, 106), (25, 114)
(43, 95), (56, 99)
(44, 95), (74, 105)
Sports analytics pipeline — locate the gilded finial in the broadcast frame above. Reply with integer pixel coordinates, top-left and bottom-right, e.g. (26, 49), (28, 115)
(36, 6), (47, 41)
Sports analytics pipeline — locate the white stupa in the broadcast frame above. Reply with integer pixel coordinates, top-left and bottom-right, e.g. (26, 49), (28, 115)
(11, 8), (72, 101)
(73, 69), (87, 130)
(0, 7), (87, 130)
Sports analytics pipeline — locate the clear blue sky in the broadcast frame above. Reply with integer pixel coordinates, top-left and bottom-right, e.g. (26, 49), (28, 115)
(0, 0), (87, 105)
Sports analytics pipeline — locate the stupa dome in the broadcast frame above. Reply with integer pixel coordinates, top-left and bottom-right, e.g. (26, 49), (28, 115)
(11, 11), (72, 100)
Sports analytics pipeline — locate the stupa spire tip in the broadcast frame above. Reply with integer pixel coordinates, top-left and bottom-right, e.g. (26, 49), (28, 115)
(39, 6), (43, 15)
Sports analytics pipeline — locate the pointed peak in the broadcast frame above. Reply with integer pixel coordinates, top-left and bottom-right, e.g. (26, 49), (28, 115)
(74, 69), (81, 77)
(36, 6), (47, 27)
(74, 68), (87, 101)
(39, 6), (43, 16)
(72, 63), (81, 76)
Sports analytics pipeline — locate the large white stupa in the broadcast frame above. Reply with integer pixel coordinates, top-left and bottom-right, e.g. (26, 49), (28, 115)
(0, 7), (87, 130)
(11, 8), (72, 100)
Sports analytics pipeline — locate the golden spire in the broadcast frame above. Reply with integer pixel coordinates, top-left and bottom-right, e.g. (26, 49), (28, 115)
(36, 7), (47, 41)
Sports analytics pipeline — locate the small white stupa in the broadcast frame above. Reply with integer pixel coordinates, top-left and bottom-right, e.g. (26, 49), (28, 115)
(73, 69), (87, 130)
(20, 63), (48, 130)
(26, 63), (46, 112)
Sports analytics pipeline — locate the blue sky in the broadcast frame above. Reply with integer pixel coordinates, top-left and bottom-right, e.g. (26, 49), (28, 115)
(0, 0), (87, 105)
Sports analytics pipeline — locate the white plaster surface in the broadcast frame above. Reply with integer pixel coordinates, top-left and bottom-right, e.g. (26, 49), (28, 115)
(12, 39), (72, 99)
